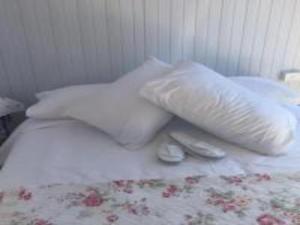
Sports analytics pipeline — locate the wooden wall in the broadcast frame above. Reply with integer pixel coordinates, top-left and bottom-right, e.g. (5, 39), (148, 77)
(0, 0), (300, 104)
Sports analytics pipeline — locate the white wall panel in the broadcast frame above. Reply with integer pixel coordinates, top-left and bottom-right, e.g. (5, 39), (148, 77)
(120, 0), (136, 73)
(77, 0), (98, 83)
(259, 0), (285, 77)
(158, 0), (171, 62)
(248, 0), (273, 76)
(271, 0), (297, 78)
(194, 0), (210, 63)
(236, 0), (260, 75)
(182, 0), (197, 60)
(205, 0), (222, 69)
(132, 0), (145, 66)
(106, 0), (123, 79)
(226, 0), (247, 76)
(0, 0), (37, 103)
(216, 0), (235, 74)
(90, 0), (111, 82)
(0, 56), (11, 97)
(284, 0), (300, 71)
(170, 0), (184, 63)
(145, 0), (159, 58)
(0, 0), (299, 104)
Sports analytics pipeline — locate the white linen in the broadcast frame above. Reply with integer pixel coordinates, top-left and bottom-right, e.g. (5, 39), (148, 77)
(231, 76), (300, 104)
(1, 118), (300, 189)
(141, 62), (297, 155)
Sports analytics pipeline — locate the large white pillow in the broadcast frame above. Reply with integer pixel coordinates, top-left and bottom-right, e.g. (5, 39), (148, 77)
(231, 76), (300, 105)
(27, 58), (173, 149)
(141, 62), (297, 155)
(27, 84), (104, 119)
(34, 84), (101, 100)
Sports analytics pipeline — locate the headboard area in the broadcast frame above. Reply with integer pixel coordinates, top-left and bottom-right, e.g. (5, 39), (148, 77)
(0, 0), (300, 104)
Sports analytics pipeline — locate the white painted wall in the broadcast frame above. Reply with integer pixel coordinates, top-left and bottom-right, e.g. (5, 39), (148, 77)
(0, 0), (300, 104)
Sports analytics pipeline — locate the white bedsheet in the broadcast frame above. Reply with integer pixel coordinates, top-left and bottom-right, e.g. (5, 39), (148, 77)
(0, 118), (300, 188)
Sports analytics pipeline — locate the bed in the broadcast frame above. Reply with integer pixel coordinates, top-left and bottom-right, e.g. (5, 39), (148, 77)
(1, 59), (300, 224)
(0, 118), (300, 225)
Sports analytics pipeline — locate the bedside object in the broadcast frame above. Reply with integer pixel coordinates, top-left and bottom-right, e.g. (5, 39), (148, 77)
(0, 97), (24, 139)
(282, 72), (300, 92)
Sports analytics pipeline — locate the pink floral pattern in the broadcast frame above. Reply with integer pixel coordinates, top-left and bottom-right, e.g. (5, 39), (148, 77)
(0, 173), (300, 225)
(34, 219), (53, 225)
(82, 191), (104, 207)
(257, 214), (286, 225)
(18, 188), (32, 201)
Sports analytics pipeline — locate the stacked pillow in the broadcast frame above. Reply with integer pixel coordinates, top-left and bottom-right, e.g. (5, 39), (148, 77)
(27, 57), (173, 149)
(27, 58), (298, 155)
(140, 62), (297, 155)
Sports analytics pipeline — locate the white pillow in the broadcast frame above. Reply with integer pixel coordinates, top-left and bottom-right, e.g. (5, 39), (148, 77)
(27, 84), (105, 119)
(27, 57), (173, 149)
(231, 76), (300, 105)
(35, 84), (101, 100)
(141, 62), (297, 155)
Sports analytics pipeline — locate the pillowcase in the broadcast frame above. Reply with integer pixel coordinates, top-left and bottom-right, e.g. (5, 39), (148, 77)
(231, 76), (300, 105)
(27, 84), (104, 119)
(141, 62), (297, 155)
(27, 57), (173, 149)
(34, 84), (101, 100)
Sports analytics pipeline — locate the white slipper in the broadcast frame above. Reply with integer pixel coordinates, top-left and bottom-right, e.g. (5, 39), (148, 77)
(157, 142), (185, 163)
(169, 131), (226, 159)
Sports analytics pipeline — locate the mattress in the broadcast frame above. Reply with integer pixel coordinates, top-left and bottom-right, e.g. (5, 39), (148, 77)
(0, 118), (300, 188)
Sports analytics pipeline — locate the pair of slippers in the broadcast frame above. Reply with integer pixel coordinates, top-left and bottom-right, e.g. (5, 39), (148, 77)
(157, 131), (227, 163)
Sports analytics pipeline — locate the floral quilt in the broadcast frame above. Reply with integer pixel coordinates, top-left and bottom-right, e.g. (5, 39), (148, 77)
(0, 173), (300, 225)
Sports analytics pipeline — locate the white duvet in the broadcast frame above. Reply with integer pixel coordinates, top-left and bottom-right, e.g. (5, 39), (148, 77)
(0, 118), (300, 188)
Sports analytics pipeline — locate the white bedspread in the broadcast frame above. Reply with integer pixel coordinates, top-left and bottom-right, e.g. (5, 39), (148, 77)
(0, 118), (300, 188)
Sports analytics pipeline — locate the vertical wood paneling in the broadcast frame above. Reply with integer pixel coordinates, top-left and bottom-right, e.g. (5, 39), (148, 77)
(216, 0), (236, 74)
(132, 0), (145, 66)
(77, 0), (98, 83)
(18, 0), (62, 91)
(170, 0), (184, 63)
(194, 0), (210, 63)
(182, 0), (197, 60)
(48, 0), (72, 85)
(295, 52), (300, 69)
(91, 0), (111, 82)
(205, 0), (222, 69)
(284, 0), (300, 70)
(0, 55), (11, 97)
(158, 0), (171, 62)
(226, 0), (247, 76)
(106, 0), (123, 79)
(120, 0), (136, 72)
(0, 0), (37, 103)
(271, 0), (297, 78)
(0, 0), (300, 103)
(248, 0), (273, 76)
(63, 0), (86, 84)
(259, 0), (285, 77)
(145, 0), (159, 57)
(237, 0), (260, 75)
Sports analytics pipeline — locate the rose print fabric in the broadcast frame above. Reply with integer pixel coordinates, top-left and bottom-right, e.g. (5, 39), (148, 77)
(0, 173), (300, 225)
